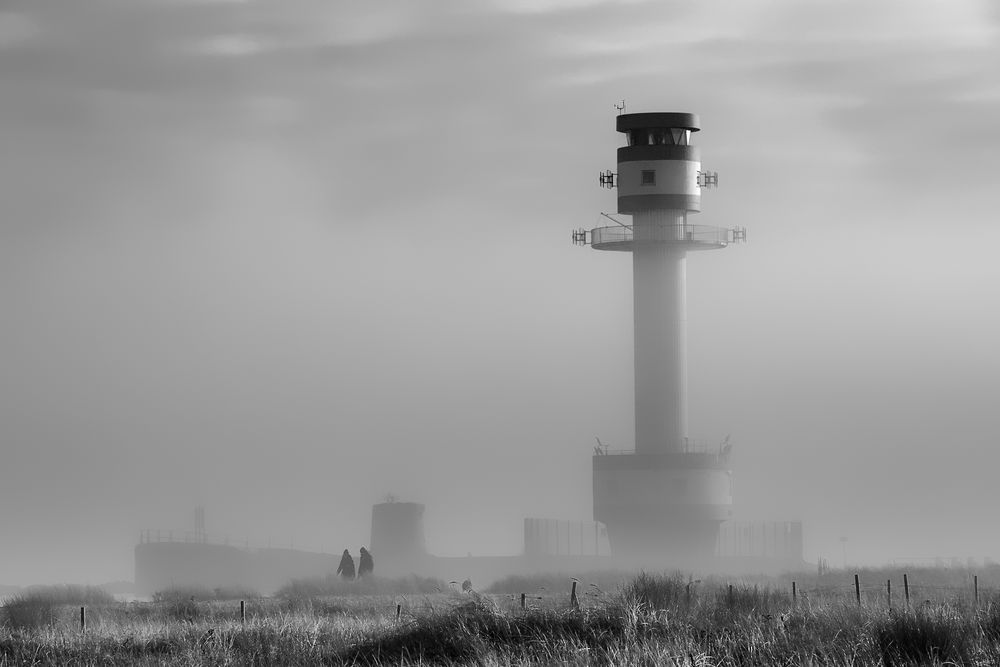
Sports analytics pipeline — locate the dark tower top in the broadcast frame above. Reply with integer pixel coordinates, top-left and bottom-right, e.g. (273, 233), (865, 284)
(617, 112), (700, 133)
(617, 112), (700, 150)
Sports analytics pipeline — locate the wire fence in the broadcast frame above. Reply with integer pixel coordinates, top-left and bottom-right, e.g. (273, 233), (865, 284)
(773, 572), (992, 608)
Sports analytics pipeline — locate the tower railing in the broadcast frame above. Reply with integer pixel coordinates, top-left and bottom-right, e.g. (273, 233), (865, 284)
(590, 223), (743, 250)
(596, 438), (730, 457)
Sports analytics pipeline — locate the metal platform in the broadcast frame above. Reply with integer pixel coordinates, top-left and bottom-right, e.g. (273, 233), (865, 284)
(589, 223), (743, 251)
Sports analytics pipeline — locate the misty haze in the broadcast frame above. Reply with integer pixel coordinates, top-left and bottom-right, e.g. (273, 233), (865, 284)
(2, 0), (1000, 663)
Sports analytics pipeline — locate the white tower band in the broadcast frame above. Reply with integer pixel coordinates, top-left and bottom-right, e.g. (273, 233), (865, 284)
(577, 112), (745, 564)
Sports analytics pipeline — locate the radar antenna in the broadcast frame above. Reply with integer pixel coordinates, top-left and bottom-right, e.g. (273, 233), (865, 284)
(697, 171), (719, 188)
(719, 435), (732, 461)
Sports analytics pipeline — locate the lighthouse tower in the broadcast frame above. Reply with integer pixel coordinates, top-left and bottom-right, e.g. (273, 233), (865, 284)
(577, 112), (744, 565)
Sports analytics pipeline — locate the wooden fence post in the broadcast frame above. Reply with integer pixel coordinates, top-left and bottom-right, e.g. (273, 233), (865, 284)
(80, 606), (86, 633)
(975, 575), (979, 605)
(240, 600), (246, 623)
(792, 581), (797, 604)
(396, 604), (402, 620)
(854, 574), (861, 606)
(903, 573), (909, 607)
(887, 579), (891, 609)
(520, 593), (526, 610)
(571, 581), (579, 608)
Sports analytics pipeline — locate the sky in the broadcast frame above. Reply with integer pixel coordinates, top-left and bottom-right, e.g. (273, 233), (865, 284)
(1, 0), (999, 586)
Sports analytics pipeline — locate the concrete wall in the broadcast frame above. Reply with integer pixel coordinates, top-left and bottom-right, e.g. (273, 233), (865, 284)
(135, 542), (253, 595)
(135, 541), (809, 596)
(135, 514), (808, 594)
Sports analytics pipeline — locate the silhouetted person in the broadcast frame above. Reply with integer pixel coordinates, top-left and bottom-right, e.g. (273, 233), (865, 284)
(337, 549), (355, 580)
(358, 547), (374, 577)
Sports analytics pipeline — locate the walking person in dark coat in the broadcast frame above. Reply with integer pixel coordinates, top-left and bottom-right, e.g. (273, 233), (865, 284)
(337, 549), (355, 580)
(358, 547), (374, 578)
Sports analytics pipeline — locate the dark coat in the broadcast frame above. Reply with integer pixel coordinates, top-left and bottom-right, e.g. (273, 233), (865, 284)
(336, 550), (355, 579)
(358, 547), (374, 577)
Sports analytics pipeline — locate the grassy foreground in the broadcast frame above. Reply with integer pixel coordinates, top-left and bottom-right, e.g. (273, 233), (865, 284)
(4, 573), (1000, 665)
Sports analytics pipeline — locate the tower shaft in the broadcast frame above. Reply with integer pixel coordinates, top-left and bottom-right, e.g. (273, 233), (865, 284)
(633, 211), (688, 454)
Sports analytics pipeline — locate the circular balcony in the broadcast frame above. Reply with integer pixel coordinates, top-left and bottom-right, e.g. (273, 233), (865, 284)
(590, 224), (742, 252)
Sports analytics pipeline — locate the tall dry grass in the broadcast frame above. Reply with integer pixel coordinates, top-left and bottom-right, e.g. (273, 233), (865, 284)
(1, 585), (115, 630)
(3, 572), (1000, 664)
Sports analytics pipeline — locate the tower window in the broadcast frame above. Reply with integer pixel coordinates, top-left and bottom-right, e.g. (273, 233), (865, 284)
(641, 170), (656, 186)
(670, 128), (690, 146)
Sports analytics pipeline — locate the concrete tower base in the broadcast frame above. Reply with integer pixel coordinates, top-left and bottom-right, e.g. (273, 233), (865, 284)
(593, 452), (732, 566)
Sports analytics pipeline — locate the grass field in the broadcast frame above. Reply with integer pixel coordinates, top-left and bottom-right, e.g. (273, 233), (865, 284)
(4, 569), (1000, 665)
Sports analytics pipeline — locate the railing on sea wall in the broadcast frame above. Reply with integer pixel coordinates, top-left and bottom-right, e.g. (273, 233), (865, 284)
(716, 521), (804, 560)
(137, 530), (324, 553)
(524, 518), (611, 558)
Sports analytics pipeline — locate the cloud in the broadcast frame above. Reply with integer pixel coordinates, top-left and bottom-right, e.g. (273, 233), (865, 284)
(0, 10), (38, 48)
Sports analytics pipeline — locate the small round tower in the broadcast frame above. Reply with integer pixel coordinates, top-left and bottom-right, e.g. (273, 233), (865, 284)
(370, 501), (427, 570)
